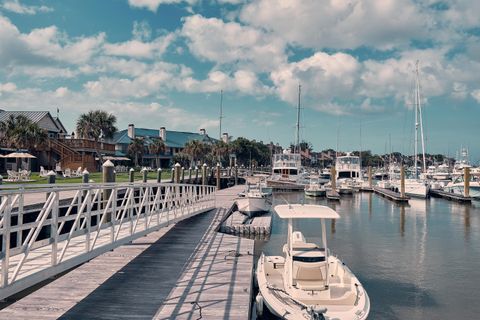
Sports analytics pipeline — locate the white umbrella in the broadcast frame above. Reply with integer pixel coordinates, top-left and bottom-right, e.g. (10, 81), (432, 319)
(4, 152), (36, 159)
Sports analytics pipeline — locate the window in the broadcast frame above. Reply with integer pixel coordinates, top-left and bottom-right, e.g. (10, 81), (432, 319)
(293, 256), (325, 262)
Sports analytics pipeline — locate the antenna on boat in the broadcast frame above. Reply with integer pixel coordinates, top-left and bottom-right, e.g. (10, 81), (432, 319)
(295, 84), (301, 153)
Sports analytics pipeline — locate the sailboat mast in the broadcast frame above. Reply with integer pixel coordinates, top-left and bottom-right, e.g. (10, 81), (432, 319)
(219, 89), (223, 140)
(295, 84), (301, 153)
(417, 65), (427, 173)
(414, 61), (419, 178)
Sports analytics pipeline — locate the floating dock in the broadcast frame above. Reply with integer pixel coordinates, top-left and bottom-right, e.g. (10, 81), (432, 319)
(373, 186), (409, 203)
(219, 209), (272, 238)
(430, 189), (472, 203)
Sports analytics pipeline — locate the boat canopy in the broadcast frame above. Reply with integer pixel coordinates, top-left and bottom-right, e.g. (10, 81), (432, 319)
(275, 204), (340, 219)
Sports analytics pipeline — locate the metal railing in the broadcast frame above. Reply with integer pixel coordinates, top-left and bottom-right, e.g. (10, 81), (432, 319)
(0, 182), (216, 300)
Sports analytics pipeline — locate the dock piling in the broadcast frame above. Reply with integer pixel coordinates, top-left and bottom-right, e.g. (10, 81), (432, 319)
(400, 165), (405, 198)
(368, 166), (372, 188)
(202, 164), (207, 185)
(129, 168), (134, 183)
(141, 168), (148, 183)
(156, 168), (162, 183)
(174, 163), (181, 184)
(464, 167), (470, 197)
(216, 163), (221, 190)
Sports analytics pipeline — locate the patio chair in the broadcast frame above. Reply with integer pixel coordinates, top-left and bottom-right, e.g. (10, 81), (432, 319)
(63, 168), (72, 178)
(72, 167), (82, 177)
(39, 166), (48, 177)
(7, 170), (18, 181)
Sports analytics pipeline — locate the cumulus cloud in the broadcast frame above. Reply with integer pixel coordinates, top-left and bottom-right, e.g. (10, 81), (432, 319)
(1, 0), (52, 15)
(103, 34), (174, 59)
(472, 90), (480, 103)
(240, 0), (432, 50)
(127, 0), (196, 12)
(181, 14), (286, 71)
(132, 20), (152, 41)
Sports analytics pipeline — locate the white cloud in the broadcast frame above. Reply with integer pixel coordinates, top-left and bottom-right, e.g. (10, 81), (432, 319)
(132, 20), (152, 41)
(240, 0), (432, 50)
(181, 14), (286, 71)
(103, 34), (174, 59)
(127, 0), (196, 12)
(1, 0), (52, 15)
(271, 52), (360, 105)
(0, 82), (17, 96)
(472, 90), (480, 103)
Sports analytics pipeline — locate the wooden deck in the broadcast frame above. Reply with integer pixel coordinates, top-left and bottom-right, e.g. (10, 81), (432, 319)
(373, 186), (409, 203)
(0, 185), (253, 320)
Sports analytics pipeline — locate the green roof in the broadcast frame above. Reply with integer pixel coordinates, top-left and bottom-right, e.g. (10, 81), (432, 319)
(112, 128), (217, 148)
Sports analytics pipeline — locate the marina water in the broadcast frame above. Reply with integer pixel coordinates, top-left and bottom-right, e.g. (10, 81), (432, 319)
(256, 192), (480, 319)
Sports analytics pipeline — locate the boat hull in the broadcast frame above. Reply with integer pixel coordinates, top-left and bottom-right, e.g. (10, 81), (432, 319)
(236, 197), (271, 217)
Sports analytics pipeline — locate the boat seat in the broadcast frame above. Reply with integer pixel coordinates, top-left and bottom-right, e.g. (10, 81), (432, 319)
(294, 262), (327, 291)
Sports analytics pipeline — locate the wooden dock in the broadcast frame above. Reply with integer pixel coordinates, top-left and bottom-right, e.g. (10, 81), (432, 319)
(373, 186), (409, 203)
(0, 185), (254, 320)
(430, 189), (472, 203)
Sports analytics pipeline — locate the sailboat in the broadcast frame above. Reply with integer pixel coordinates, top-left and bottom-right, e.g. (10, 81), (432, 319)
(391, 61), (430, 198)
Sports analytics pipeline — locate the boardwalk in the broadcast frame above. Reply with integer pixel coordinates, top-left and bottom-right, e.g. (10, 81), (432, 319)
(0, 185), (253, 319)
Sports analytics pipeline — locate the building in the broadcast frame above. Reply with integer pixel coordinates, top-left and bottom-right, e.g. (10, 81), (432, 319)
(112, 124), (218, 168)
(0, 109), (116, 172)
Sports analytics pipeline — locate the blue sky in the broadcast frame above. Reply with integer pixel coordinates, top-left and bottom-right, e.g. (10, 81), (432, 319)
(0, 0), (479, 163)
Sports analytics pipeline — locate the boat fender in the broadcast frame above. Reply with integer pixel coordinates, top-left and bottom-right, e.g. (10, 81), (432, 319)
(255, 294), (264, 316)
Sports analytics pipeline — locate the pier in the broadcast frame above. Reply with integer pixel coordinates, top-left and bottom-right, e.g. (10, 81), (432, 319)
(429, 189), (472, 203)
(0, 183), (254, 319)
(373, 186), (410, 203)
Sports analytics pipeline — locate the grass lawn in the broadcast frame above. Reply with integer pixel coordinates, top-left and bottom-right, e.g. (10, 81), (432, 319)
(2, 171), (173, 185)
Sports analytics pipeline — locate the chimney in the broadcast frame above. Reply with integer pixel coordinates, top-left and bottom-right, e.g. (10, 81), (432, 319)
(159, 127), (166, 141)
(199, 128), (206, 135)
(128, 124), (135, 139)
(222, 132), (229, 143)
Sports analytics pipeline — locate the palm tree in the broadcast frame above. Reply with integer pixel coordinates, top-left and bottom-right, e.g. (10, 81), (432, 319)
(148, 138), (166, 168)
(75, 110), (117, 141)
(212, 141), (230, 165)
(184, 140), (206, 167)
(128, 137), (145, 167)
(0, 114), (48, 150)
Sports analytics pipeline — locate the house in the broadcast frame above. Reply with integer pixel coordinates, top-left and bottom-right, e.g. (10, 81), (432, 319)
(112, 124), (218, 168)
(0, 109), (116, 172)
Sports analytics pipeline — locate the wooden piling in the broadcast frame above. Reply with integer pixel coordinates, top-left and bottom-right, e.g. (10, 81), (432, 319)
(102, 160), (115, 221)
(202, 164), (207, 185)
(156, 168), (162, 183)
(129, 168), (134, 183)
(330, 166), (336, 190)
(174, 163), (181, 184)
(400, 165), (405, 198)
(195, 166), (199, 184)
(216, 163), (221, 190)
(234, 165), (238, 185)
(181, 167), (185, 183)
(141, 168), (148, 183)
(368, 166), (372, 188)
(464, 167), (470, 197)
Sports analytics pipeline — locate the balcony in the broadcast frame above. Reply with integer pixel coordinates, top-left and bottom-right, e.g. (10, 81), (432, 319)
(58, 138), (116, 153)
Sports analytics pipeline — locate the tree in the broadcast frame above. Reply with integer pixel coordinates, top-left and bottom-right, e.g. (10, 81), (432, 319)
(211, 141), (230, 165)
(128, 137), (145, 167)
(172, 152), (190, 168)
(76, 110), (117, 141)
(0, 114), (48, 150)
(148, 138), (166, 168)
(184, 140), (207, 167)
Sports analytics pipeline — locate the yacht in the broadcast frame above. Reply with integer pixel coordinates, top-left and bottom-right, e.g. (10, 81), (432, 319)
(335, 153), (361, 180)
(304, 178), (326, 197)
(432, 163), (451, 181)
(256, 204), (370, 319)
(443, 174), (480, 199)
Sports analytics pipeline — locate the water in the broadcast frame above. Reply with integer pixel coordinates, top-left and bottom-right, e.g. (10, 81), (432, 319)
(256, 192), (480, 319)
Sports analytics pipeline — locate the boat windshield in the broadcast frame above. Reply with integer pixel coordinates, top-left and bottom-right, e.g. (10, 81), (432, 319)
(293, 256), (326, 263)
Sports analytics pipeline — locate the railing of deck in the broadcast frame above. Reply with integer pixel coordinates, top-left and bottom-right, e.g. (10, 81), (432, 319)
(0, 182), (216, 299)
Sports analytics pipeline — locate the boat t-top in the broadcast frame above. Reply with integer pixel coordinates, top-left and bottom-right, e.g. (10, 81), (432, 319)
(256, 204), (370, 319)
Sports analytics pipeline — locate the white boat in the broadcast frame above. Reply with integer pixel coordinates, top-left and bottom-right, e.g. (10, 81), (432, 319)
(432, 163), (451, 181)
(305, 178), (326, 197)
(396, 179), (429, 198)
(236, 190), (271, 217)
(443, 174), (480, 199)
(256, 204), (370, 319)
(336, 153), (361, 179)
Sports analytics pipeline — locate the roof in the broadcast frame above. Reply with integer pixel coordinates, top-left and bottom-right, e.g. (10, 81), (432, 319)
(0, 110), (64, 133)
(274, 204), (340, 219)
(112, 128), (217, 148)
(53, 117), (68, 134)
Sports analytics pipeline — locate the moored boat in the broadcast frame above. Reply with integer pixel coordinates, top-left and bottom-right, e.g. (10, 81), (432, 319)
(256, 204), (370, 319)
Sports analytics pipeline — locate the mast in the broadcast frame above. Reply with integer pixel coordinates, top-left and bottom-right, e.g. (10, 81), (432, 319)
(415, 60), (427, 176)
(219, 89), (223, 140)
(295, 84), (301, 153)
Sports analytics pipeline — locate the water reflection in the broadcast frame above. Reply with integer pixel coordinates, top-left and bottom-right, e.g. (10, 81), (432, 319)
(259, 191), (480, 319)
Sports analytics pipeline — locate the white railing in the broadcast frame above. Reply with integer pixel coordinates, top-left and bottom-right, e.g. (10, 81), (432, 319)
(0, 182), (216, 300)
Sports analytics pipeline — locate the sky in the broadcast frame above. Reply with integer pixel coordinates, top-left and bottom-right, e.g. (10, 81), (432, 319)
(0, 0), (479, 163)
